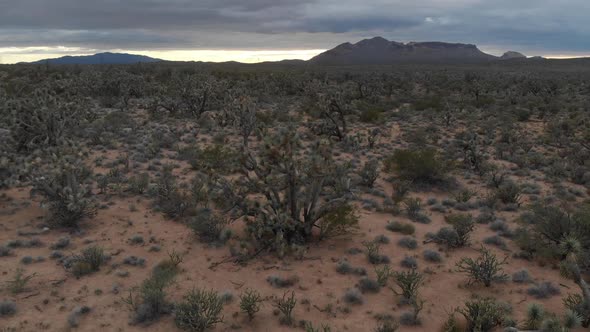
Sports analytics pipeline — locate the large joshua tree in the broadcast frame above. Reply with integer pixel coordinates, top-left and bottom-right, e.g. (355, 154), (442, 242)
(240, 127), (357, 251)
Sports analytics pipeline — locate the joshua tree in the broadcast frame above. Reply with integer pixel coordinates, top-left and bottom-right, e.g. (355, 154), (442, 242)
(240, 127), (357, 251)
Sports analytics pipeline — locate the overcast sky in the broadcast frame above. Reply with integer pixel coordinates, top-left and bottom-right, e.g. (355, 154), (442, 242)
(1, 0), (589, 63)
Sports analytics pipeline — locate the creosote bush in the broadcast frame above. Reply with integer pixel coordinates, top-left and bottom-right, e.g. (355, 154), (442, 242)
(385, 148), (448, 184)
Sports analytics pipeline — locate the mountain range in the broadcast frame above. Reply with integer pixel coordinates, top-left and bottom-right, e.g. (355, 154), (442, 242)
(27, 37), (534, 65)
(309, 37), (526, 65)
(29, 52), (161, 65)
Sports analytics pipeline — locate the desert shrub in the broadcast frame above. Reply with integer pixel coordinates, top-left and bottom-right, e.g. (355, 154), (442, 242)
(563, 309), (582, 329)
(459, 297), (507, 332)
(67, 305), (91, 328)
(397, 237), (418, 249)
(524, 303), (545, 330)
(374, 319), (399, 332)
(155, 165), (191, 219)
(364, 241), (390, 264)
(0, 245), (11, 257)
(343, 288), (364, 305)
(483, 235), (507, 249)
(399, 299), (425, 326)
(527, 281), (560, 299)
(240, 288), (263, 321)
(374, 234), (390, 244)
(404, 198), (422, 219)
(385, 149), (448, 184)
(0, 300), (16, 317)
(129, 234), (144, 245)
(267, 275), (298, 288)
(189, 208), (230, 244)
(318, 203), (359, 240)
(274, 291), (297, 325)
(386, 221), (415, 235)
(375, 265), (392, 287)
(360, 159), (380, 188)
(452, 189), (476, 203)
(391, 269), (423, 302)
(50, 236), (70, 250)
(494, 182), (522, 205)
(511, 269), (531, 283)
(401, 256), (418, 269)
(123, 256), (146, 267)
(152, 250), (183, 282)
(391, 180), (412, 203)
(31, 156), (96, 228)
(128, 173), (150, 195)
(174, 288), (224, 332)
(444, 213), (475, 247)
(456, 246), (508, 287)
(127, 272), (174, 324)
(358, 105), (383, 123)
(423, 249), (442, 263)
(5, 268), (35, 294)
(428, 227), (459, 248)
(71, 246), (106, 277)
(336, 260), (366, 276)
(188, 144), (237, 173)
(563, 293), (590, 327)
(358, 277), (381, 293)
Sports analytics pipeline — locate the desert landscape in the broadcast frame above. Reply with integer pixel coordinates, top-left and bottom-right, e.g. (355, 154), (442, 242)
(1, 36), (590, 332)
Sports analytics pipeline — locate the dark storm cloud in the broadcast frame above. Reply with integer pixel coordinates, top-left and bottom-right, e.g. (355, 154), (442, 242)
(0, 0), (589, 54)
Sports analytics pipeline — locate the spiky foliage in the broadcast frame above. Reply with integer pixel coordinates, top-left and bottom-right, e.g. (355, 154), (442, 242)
(274, 291), (297, 325)
(391, 269), (424, 302)
(456, 246), (509, 287)
(5, 268), (36, 294)
(174, 288), (224, 332)
(458, 297), (506, 332)
(155, 165), (191, 219)
(241, 128), (355, 252)
(239, 288), (263, 321)
(31, 155), (96, 228)
(8, 89), (88, 152)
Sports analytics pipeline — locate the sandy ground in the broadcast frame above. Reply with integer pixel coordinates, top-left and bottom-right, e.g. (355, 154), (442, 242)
(0, 178), (583, 332)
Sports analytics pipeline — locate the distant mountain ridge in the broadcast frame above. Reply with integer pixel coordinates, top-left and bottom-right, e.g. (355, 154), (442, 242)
(309, 37), (510, 65)
(29, 52), (162, 65)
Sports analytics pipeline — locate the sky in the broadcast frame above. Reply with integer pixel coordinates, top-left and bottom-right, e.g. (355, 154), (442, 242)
(1, 0), (589, 63)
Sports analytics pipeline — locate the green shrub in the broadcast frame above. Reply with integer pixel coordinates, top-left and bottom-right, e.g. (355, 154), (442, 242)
(444, 214), (475, 247)
(360, 159), (380, 188)
(32, 157), (96, 228)
(274, 291), (296, 325)
(174, 288), (224, 332)
(385, 149), (448, 184)
(318, 203), (359, 240)
(239, 288), (263, 321)
(456, 246), (508, 287)
(189, 208), (229, 244)
(386, 221), (415, 235)
(71, 246), (105, 277)
(391, 269), (423, 302)
(459, 297), (507, 332)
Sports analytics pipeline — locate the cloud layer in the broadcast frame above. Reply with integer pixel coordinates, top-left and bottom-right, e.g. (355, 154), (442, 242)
(0, 0), (589, 61)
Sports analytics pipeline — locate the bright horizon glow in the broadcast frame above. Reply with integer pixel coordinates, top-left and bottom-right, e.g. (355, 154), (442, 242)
(1, 46), (589, 64)
(0, 47), (326, 64)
